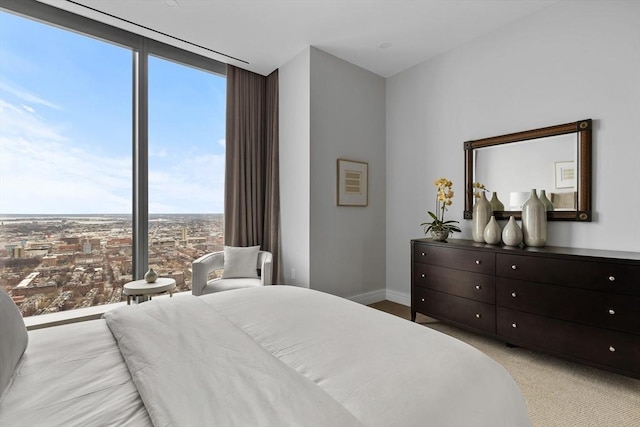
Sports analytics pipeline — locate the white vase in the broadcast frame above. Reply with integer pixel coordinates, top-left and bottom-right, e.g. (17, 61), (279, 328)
(502, 216), (523, 246)
(489, 192), (505, 212)
(472, 192), (492, 243)
(483, 216), (502, 245)
(144, 268), (158, 283)
(521, 189), (547, 247)
(539, 190), (554, 211)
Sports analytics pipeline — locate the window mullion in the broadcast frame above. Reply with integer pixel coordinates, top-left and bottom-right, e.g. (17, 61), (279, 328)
(132, 43), (149, 279)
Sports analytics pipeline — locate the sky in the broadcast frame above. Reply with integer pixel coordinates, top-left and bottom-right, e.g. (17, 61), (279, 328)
(0, 10), (226, 215)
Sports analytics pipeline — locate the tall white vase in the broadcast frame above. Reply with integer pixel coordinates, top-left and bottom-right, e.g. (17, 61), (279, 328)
(521, 189), (547, 247)
(472, 192), (492, 243)
(502, 216), (523, 246)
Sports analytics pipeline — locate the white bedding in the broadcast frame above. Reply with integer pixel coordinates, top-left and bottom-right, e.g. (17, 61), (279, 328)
(1, 286), (531, 426)
(0, 320), (151, 427)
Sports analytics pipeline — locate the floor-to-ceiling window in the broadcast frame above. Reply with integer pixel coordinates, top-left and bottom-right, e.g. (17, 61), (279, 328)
(0, 1), (225, 316)
(147, 56), (226, 294)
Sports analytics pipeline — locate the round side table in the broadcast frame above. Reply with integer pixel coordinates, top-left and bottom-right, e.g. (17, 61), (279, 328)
(123, 277), (176, 304)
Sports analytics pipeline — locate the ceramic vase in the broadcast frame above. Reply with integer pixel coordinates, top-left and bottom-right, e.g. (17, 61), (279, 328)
(502, 216), (523, 246)
(539, 190), (554, 211)
(472, 192), (492, 243)
(489, 192), (505, 212)
(430, 229), (449, 242)
(144, 268), (158, 283)
(483, 216), (502, 245)
(521, 189), (547, 247)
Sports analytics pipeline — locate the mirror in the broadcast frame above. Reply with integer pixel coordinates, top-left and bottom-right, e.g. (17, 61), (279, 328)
(464, 119), (592, 221)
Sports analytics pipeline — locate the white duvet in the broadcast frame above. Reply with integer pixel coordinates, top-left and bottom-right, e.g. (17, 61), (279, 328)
(104, 286), (532, 427)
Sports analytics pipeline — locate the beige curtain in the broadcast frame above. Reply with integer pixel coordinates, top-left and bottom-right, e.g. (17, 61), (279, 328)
(225, 65), (281, 283)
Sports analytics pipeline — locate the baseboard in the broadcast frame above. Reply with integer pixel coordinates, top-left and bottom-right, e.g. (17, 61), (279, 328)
(347, 289), (387, 305)
(385, 289), (410, 307)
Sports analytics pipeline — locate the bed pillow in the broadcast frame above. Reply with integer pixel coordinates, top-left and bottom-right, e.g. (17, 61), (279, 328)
(0, 289), (28, 397)
(221, 245), (260, 279)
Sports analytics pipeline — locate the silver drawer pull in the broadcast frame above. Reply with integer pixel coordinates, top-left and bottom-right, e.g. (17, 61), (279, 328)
(511, 292), (517, 298)
(511, 264), (517, 270)
(475, 260), (481, 265)
(421, 273), (425, 278)
(421, 298), (425, 302)
(475, 313), (481, 318)
(475, 285), (481, 290)
(511, 323), (517, 328)
(608, 275), (615, 282)
(609, 309), (615, 315)
(609, 346), (616, 352)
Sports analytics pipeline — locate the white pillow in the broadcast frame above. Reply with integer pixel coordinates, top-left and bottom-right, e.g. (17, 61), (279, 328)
(221, 245), (260, 279)
(0, 289), (28, 397)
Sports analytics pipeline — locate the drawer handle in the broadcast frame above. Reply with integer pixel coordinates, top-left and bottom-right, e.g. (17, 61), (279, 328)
(421, 273), (425, 278)
(421, 298), (425, 302)
(609, 309), (615, 315)
(475, 260), (481, 265)
(608, 275), (615, 282)
(475, 313), (481, 318)
(421, 252), (426, 256)
(475, 285), (481, 290)
(511, 264), (518, 270)
(511, 323), (517, 328)
(609, 346), (616, 352)
(511, 292), (517, 298)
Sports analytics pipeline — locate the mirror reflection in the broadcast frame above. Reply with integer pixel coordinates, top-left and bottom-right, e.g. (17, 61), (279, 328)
(474, 134), (577, 211)
(464, 119), (592, 222)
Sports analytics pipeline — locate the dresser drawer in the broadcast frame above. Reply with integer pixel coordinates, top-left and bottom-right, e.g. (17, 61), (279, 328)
(497, 308), (640, 375)
(414, 264), (495, 303)
(413, 243), (495, 275)
(413, 287), (496, 334)
(496, 254), (640, 296)
(496, 278), (640, 335)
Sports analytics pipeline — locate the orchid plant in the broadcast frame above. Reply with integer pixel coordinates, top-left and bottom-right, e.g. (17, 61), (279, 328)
(421, 177), (461, 236)
(472, 181), (489, 200)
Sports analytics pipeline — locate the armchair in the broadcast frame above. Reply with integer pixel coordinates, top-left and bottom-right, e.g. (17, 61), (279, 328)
(191, 249), (273, 296)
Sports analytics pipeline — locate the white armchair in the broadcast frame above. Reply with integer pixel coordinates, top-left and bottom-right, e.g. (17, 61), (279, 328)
(191, 249), (273, 296)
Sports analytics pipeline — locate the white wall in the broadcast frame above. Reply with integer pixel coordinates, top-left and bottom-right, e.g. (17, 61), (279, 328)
(279, 47), (387, 302)
(279, 47), (311, 287)
(309, 47), (386, 301)
(386, 1), (640, 304)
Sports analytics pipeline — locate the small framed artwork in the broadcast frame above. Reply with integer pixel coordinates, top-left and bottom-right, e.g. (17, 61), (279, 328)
(337, 159), (368, 206)
(555, 161), (576, 189)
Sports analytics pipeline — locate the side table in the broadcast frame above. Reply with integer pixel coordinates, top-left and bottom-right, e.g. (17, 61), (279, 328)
(123, 278), (176, 305)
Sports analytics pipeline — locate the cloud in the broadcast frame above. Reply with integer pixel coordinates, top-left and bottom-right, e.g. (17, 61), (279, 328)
(0, 80), (61, 110)
(0, 96), (225, 215)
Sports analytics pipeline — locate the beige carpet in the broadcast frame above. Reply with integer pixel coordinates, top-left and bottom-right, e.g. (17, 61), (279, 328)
(369, 300), (640, 427)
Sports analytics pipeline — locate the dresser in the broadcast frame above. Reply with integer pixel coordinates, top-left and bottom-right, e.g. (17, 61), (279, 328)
(411, 238), (640, 379)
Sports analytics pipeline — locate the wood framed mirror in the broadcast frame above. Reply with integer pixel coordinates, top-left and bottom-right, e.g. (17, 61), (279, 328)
(464, 119), (592, 221)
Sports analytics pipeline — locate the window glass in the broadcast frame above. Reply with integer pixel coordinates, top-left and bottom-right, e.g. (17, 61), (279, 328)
(0, 11), (133, 316)
(147, 56), (226, 292)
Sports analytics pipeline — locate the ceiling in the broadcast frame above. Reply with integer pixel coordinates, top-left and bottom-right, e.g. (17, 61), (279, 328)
(37, 0), (559, 77)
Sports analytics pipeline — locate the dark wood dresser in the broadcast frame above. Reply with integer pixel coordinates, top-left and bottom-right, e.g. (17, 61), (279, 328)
(411, 238), (640, 379)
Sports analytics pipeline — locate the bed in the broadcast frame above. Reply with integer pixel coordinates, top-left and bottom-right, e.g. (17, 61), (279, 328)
(1, 286), (531, 426)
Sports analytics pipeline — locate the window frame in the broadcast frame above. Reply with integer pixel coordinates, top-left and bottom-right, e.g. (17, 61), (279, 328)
(1, 0), (226, 280)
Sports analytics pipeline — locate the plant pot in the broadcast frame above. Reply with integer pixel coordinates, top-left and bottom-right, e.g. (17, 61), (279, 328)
(430, 229), (450, 242)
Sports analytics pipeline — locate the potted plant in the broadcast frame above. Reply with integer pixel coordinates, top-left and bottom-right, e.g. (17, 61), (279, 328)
(421, 177), (461, 241)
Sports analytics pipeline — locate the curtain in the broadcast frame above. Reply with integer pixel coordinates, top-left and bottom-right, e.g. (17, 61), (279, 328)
(225, 65), (281, 283)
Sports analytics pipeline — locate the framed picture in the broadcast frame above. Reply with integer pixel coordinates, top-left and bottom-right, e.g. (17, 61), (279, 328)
(555, 161), (576, 189)
(337, 159), (368, 206)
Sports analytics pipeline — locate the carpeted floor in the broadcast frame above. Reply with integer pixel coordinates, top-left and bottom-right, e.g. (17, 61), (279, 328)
(369, 300), (640, 427)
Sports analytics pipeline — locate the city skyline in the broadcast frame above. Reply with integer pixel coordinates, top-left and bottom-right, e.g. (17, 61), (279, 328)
(0, 10), (226, 215)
